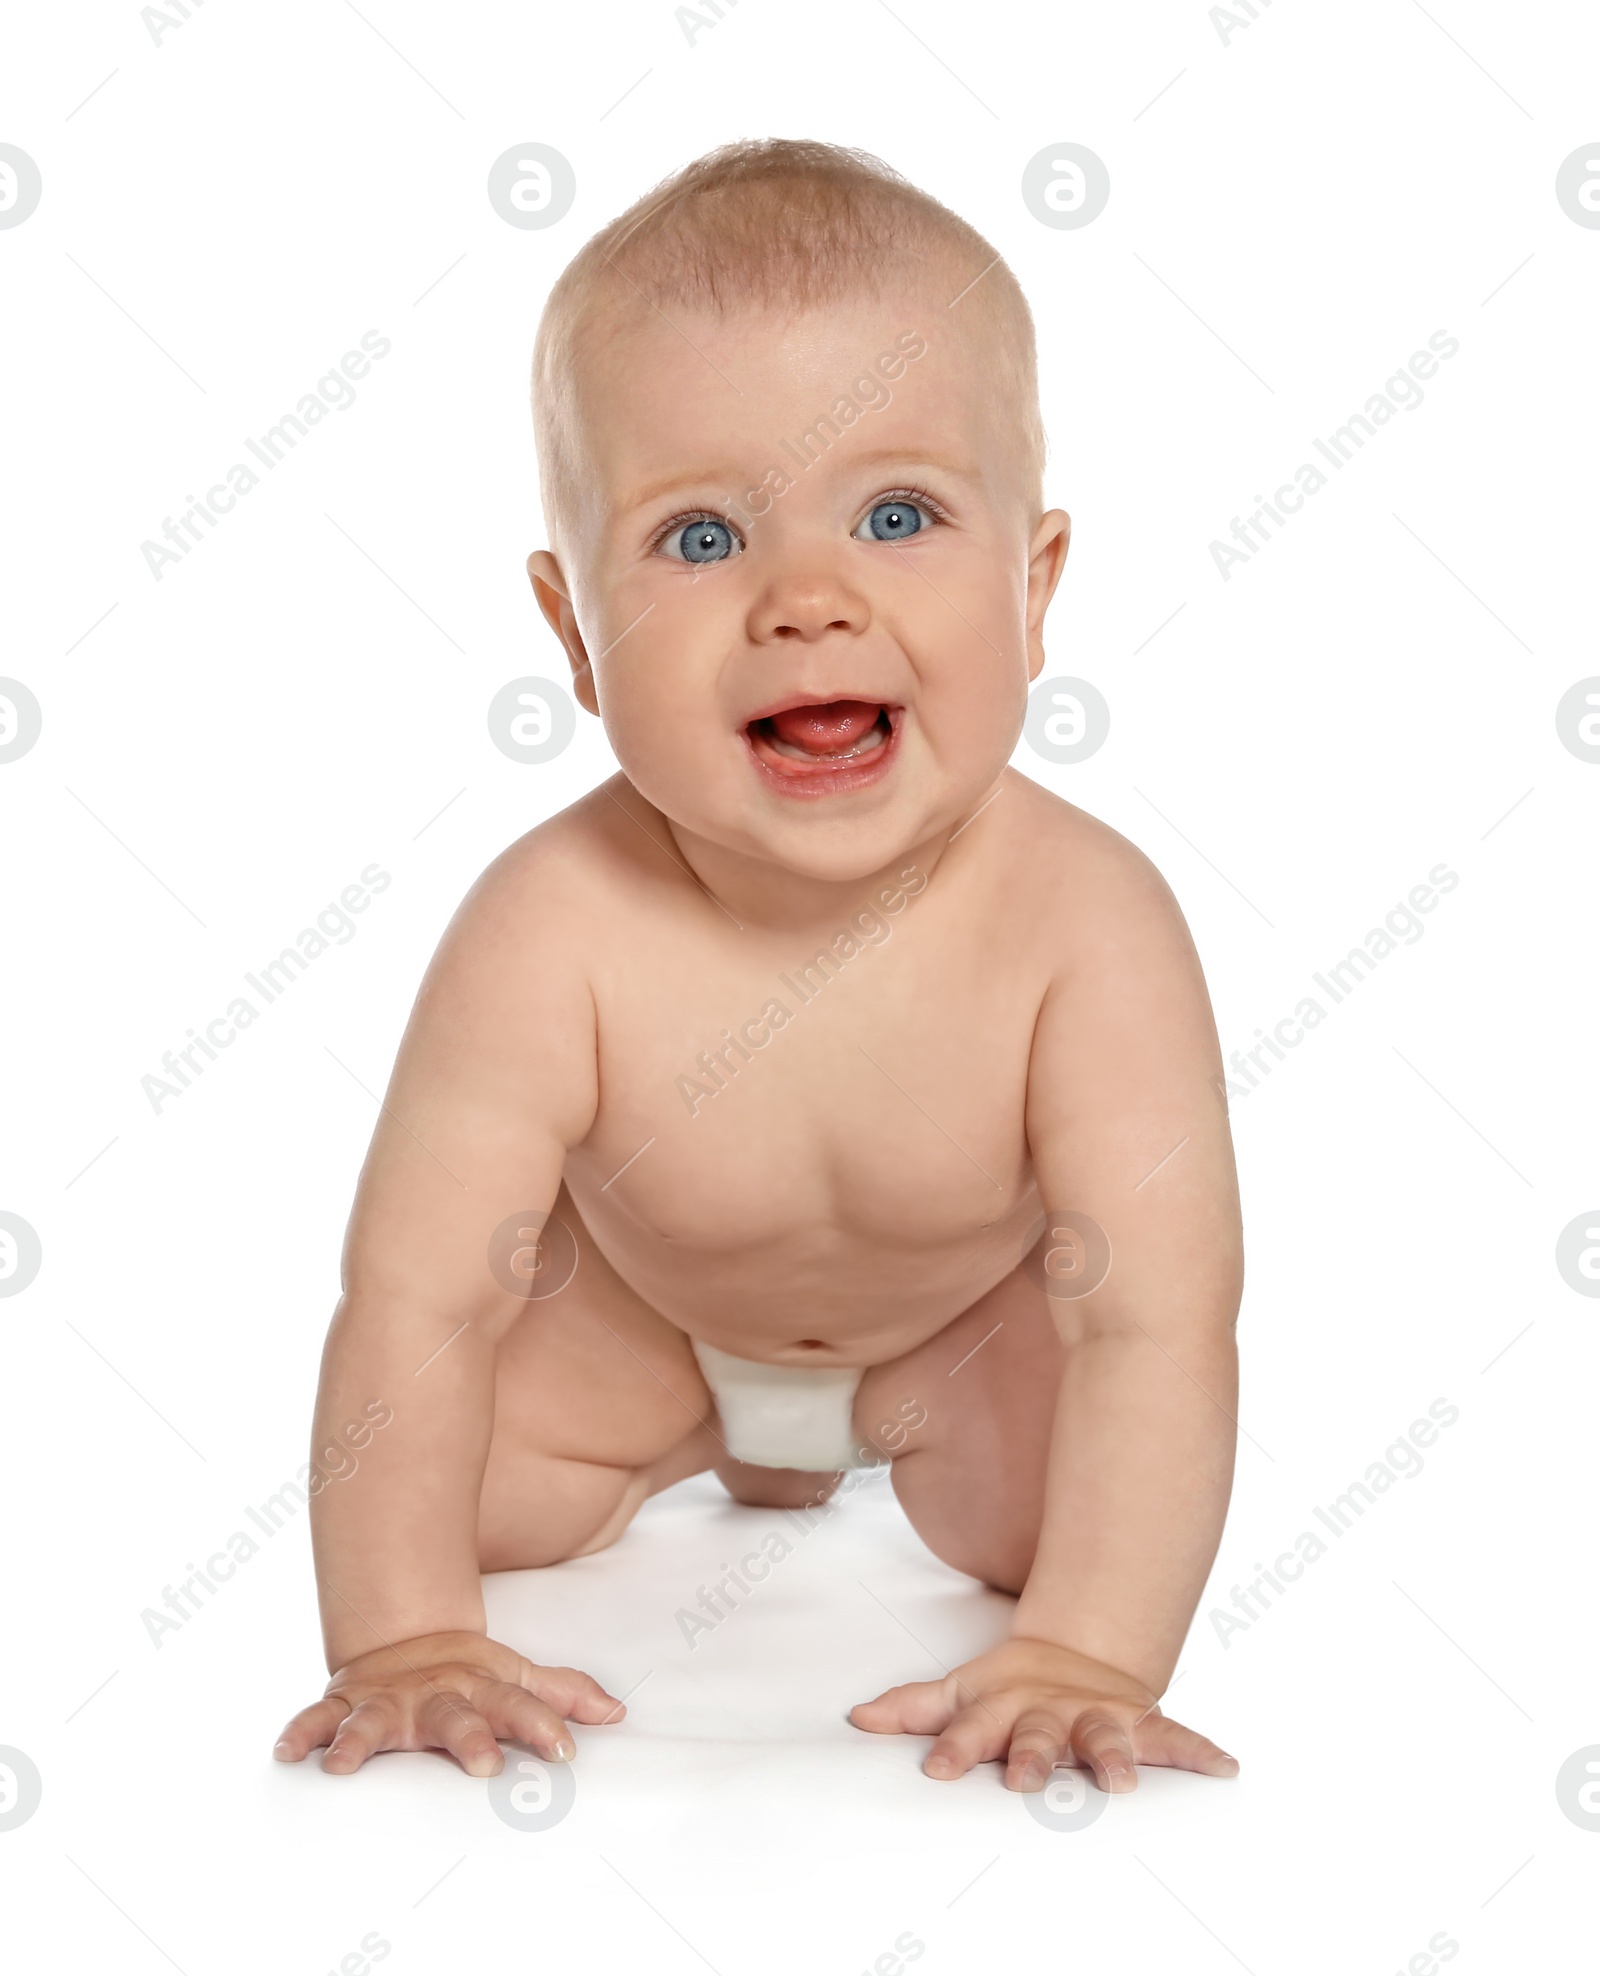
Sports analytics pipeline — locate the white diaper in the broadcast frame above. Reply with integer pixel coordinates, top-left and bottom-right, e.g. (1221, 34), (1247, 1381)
(691, 1340), (869, 1471)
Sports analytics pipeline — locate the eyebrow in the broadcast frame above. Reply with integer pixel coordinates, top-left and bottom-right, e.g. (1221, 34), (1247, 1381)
(617, 468), (741, 512)
(617, 449), (979, 514)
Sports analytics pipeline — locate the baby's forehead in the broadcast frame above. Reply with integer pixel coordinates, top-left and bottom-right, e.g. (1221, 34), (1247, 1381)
(578, 273), (987, 411)
(578, 299), (986, 482)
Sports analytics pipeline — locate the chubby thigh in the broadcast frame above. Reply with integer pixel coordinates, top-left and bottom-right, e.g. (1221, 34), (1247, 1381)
(477, 1185), (720, 1570)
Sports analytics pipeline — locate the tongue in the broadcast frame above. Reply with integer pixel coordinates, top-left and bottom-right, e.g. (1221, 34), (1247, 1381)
(766, 699), (882, 755)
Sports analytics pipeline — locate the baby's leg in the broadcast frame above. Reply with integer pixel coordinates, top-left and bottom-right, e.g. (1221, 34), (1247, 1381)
(708, 1451), (842, 1512)
(854, 1267), (1065, 1593)
(476, 1189), (718, 1569)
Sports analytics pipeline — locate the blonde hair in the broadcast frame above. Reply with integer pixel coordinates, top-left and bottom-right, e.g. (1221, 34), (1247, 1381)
(531, 138), (1045, 554)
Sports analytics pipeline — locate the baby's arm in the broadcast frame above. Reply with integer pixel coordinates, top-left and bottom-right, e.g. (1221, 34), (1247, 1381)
(274, 844), (621, 1775)
(854, 842), (1244, 1790)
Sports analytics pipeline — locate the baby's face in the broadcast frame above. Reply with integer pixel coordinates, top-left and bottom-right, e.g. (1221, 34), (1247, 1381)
(532, 277), (1068, 884)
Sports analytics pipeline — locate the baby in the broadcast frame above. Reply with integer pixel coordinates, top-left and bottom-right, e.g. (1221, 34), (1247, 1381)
(275, 139), (1244, 1796)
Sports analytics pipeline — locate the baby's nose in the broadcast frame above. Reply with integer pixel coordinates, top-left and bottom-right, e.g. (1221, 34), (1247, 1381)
(747, 563), (869, 643)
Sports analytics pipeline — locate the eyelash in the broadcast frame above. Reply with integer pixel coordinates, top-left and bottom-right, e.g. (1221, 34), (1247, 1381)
(873, 484), (951, 528)
(648, 485), (951, 555)
(649, 509), (734, 556)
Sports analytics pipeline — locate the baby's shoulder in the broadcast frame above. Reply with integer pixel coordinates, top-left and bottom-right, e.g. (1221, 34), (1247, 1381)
(432, 776), (650, 972)
(1000, 769), (1173, 903)
(993, 770), (1194, 964)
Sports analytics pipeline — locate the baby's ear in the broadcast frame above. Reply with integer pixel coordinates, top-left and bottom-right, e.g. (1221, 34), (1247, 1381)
(1025, 510), (1072, 682)
(526, 550), (599, 715)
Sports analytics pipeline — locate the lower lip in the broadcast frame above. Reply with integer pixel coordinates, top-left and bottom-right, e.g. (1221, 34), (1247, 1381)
(743, 709), (902, 800)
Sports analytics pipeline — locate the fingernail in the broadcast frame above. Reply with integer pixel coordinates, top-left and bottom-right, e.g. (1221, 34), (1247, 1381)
(273, 1740), (292, 1759)
(553, 1738), (575, 1761)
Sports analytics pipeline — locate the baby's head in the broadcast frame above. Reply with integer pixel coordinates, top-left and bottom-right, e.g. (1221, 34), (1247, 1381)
(528, 139), (1069, 885)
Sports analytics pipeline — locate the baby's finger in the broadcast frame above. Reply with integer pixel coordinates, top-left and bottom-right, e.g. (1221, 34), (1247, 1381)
(322, 1698), (395, 1775)
(417, 1689), (503, 1777)
(523, 1665), (627, 1725)
(1003, 1710), (1069, 1793)
(1070, 1707), (1138, 1793)
(848, 1678), (956, 1737)
(480, 1681), (577, 1761)
(274, 1697), (349, 1762)
(1135, 1711), (1239, 1777)
(924, 1701), (1004, 1781)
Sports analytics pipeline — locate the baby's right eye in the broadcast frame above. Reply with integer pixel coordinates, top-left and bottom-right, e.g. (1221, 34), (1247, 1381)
(657, 516), (744, 564)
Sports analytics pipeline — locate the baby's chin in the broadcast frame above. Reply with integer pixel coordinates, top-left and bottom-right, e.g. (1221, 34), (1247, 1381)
(637, 773), (958, 889)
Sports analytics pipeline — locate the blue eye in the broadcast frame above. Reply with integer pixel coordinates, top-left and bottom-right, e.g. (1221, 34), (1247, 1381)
(660, 517), (741, 563)
(855, 499), (926, 543)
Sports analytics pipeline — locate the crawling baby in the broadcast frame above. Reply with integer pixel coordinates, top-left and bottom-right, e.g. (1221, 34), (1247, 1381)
(275, 138), (1244, 1796)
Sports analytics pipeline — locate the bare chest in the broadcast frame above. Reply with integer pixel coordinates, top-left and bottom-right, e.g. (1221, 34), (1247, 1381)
(569, 897), (1046, 1329)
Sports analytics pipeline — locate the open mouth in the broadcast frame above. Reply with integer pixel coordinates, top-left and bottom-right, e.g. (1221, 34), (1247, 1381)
(743, 698), (900, 796)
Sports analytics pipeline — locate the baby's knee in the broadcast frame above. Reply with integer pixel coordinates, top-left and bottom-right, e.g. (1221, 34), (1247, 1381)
(714, 1456), (841, 1512)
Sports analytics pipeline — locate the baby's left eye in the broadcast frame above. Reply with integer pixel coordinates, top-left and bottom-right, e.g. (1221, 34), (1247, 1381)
(853, 498), (930, 543)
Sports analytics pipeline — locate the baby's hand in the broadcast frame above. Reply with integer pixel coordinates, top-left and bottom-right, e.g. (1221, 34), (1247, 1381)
(849, 1637), (1237, 1793)
(273, 1631), (626, 1777)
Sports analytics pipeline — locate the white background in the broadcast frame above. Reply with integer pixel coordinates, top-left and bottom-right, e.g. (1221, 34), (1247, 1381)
(3, 1), (1598, 1970)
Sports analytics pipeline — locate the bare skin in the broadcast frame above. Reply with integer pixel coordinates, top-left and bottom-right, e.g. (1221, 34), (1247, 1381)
(276, 263), (1244, 1795)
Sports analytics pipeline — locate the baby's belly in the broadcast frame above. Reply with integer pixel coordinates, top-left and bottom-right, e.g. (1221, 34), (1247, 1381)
(559, 1158), (1042, 1369)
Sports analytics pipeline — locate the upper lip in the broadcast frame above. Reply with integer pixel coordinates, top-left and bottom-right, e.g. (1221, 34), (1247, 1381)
(741, 691), (902, 726)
